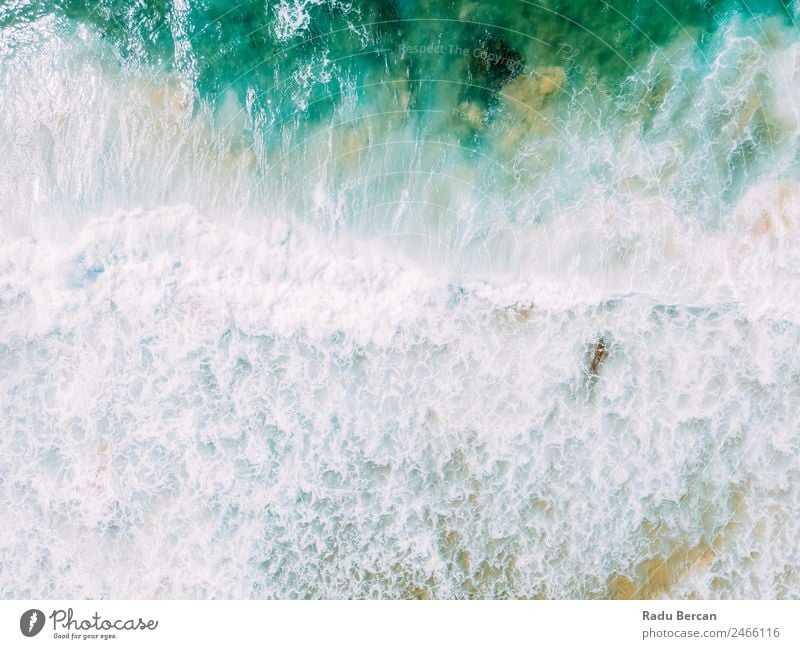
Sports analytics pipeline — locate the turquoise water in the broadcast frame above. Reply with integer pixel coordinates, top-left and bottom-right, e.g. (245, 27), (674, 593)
(1, 0), (799, 598)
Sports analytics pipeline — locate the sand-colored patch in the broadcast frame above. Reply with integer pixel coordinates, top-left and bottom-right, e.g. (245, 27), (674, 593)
(737, 179), (800, 248)
(503, 68), (566, 109)
(603, 483), (749, 599)
(496, 302), (535, 325)
(146, 82), (191, 116)
(497, 67), (566, 154)
(363, 563), (439, 599)
(454, 100), (487, 131)
(332, 123), (371, 166)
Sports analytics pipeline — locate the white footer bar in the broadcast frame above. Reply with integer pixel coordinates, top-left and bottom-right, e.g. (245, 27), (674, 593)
(1, 600), (797, 648)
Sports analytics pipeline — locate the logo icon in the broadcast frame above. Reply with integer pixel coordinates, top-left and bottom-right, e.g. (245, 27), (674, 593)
(20, 609), (45, 637)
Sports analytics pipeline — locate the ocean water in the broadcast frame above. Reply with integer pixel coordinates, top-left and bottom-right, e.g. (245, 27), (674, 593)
(1, 0), (799, 599)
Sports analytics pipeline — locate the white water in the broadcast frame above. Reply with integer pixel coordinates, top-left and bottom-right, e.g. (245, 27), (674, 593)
(1, 13), (799, 598)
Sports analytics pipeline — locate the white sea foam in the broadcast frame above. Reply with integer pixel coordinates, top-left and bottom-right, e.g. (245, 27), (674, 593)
(1, 202), (798, 598)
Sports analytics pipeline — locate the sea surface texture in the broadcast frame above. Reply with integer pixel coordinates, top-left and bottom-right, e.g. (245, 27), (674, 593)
(1, 0), (800, 599)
